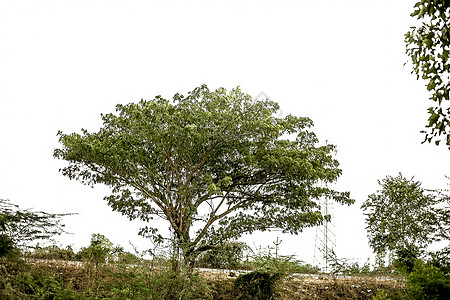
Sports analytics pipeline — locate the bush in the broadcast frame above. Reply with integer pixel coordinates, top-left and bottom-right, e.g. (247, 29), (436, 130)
(251, 253), (315, 275)
(406, 261), (450, 300)
(0, 234), (15, 257)
(103, 266), (214, 300)
(234, 271), (283, 300)
(372, 289), (390, 300)
(28, 245), (78, 261)
(197, 241), (246, 270)
(5, 265), (79, 299)
(0, 254), (28, 299)
(430, 246), (450, 275)
(394, 245), (420, 274)
(151, 270), (214, 300)
(79, 233), (114, 266)
(116, 251), (141, 265)
(326, 250), (374, 276)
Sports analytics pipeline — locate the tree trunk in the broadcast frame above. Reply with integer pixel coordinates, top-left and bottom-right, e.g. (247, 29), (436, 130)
(184, 252), (196, 275)
(170, 231), (182, 273)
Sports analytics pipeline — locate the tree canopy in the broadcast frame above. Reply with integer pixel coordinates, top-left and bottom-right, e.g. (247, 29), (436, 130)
(361, 174), (443, 259)
(405, 0), (450, 146)
(54, 85), (353, 268)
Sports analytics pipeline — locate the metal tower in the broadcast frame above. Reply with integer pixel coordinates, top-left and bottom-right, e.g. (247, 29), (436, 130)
(313, 188), (336, 273)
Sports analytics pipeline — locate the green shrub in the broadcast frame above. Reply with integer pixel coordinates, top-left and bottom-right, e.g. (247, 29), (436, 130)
(197, 241), (246, 270)
(251, 253), (313, 275)
(12, 268), (81, 299)
(100, 268), (151, 299)
(0, 234), (15, 257)
(326, 249), (375, 276)
(234, 271), (283, 300)
(116, 251), (141, 264)
(29, 245), (78, 261)
(79, 233), (114, 266)
(0, 256), (27, 299)
(372, 289), (390, 300)
(150, 270), (214, 300)
(406, 261), (450, 300)
(394, 246), (420, 274)
(100, 265), (214, 300)
(430, 246), (450, 275)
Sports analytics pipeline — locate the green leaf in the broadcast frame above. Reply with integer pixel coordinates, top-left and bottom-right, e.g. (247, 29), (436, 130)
(54, 85), (352, 271)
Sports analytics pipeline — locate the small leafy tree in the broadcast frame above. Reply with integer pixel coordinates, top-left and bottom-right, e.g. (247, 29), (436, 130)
(54, 85), (353, 271)
(405, 1), (450, 146)
(0, 199), (72, 255)
(79, 233), (115, 267)
(362, 174), (441, 266)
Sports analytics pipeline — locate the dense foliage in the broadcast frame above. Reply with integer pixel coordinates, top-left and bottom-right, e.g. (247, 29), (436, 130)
(406, 261), (450, 300)
(234, 271), (283, 300)
(0, 231), (416, 299)
(361, 174), (442, 259)
(362, 174), (450, 298)
(196, 241), (246, 270)
(54, 85), (353, 270)
(405, 0), (450, 146)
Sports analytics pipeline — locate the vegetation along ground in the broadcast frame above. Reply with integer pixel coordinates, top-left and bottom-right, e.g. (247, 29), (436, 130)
(2, 1), (450, 298)
(1, 251), (407, 299)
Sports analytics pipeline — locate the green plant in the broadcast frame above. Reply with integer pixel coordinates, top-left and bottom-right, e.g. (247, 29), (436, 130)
(116, 251), (141, 264)
(79, 233), (114, 267)
(394, 245), (420, 274)
(251, 253), (312, 275)
(101, 264), (155, 299)
(405, 0), (450, 147)
(29, 245), (78, 261)
(406, 261), (450, 300)
(234, 271), (283, 300)
(197, 241), (246, 270)
(105, 266), (214, 300)
(290, 262), (320, 274)
(248, 242), (318, 275)
(372, 289), (391, 300)
(0, 234), (15, 257)
(362, 174), (441, 266)
(430, 245), (450, 274)
(326, 250), (374, 276)
(0, 255), (28, 299)
(11, 267), (80, 299)
(0, 198), (73, 251)
(152, 270), (214, 300)
(54, 84), (353, 272)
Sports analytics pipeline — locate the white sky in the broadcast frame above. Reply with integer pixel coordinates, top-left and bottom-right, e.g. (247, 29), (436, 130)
(1, 0), (449, 266)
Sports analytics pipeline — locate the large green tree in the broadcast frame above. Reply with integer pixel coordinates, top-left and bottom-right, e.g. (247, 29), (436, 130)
(54, 85), (352, 270)
(405, 0), (450, 146)
(361, 174), (442, 261)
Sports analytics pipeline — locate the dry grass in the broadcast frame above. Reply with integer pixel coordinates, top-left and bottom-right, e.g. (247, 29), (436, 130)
(279, 275), (406, 300)
(25, 260), (407, 299)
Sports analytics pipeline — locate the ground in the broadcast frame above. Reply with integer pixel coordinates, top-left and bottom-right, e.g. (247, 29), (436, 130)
(18, 260), (406, 299)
